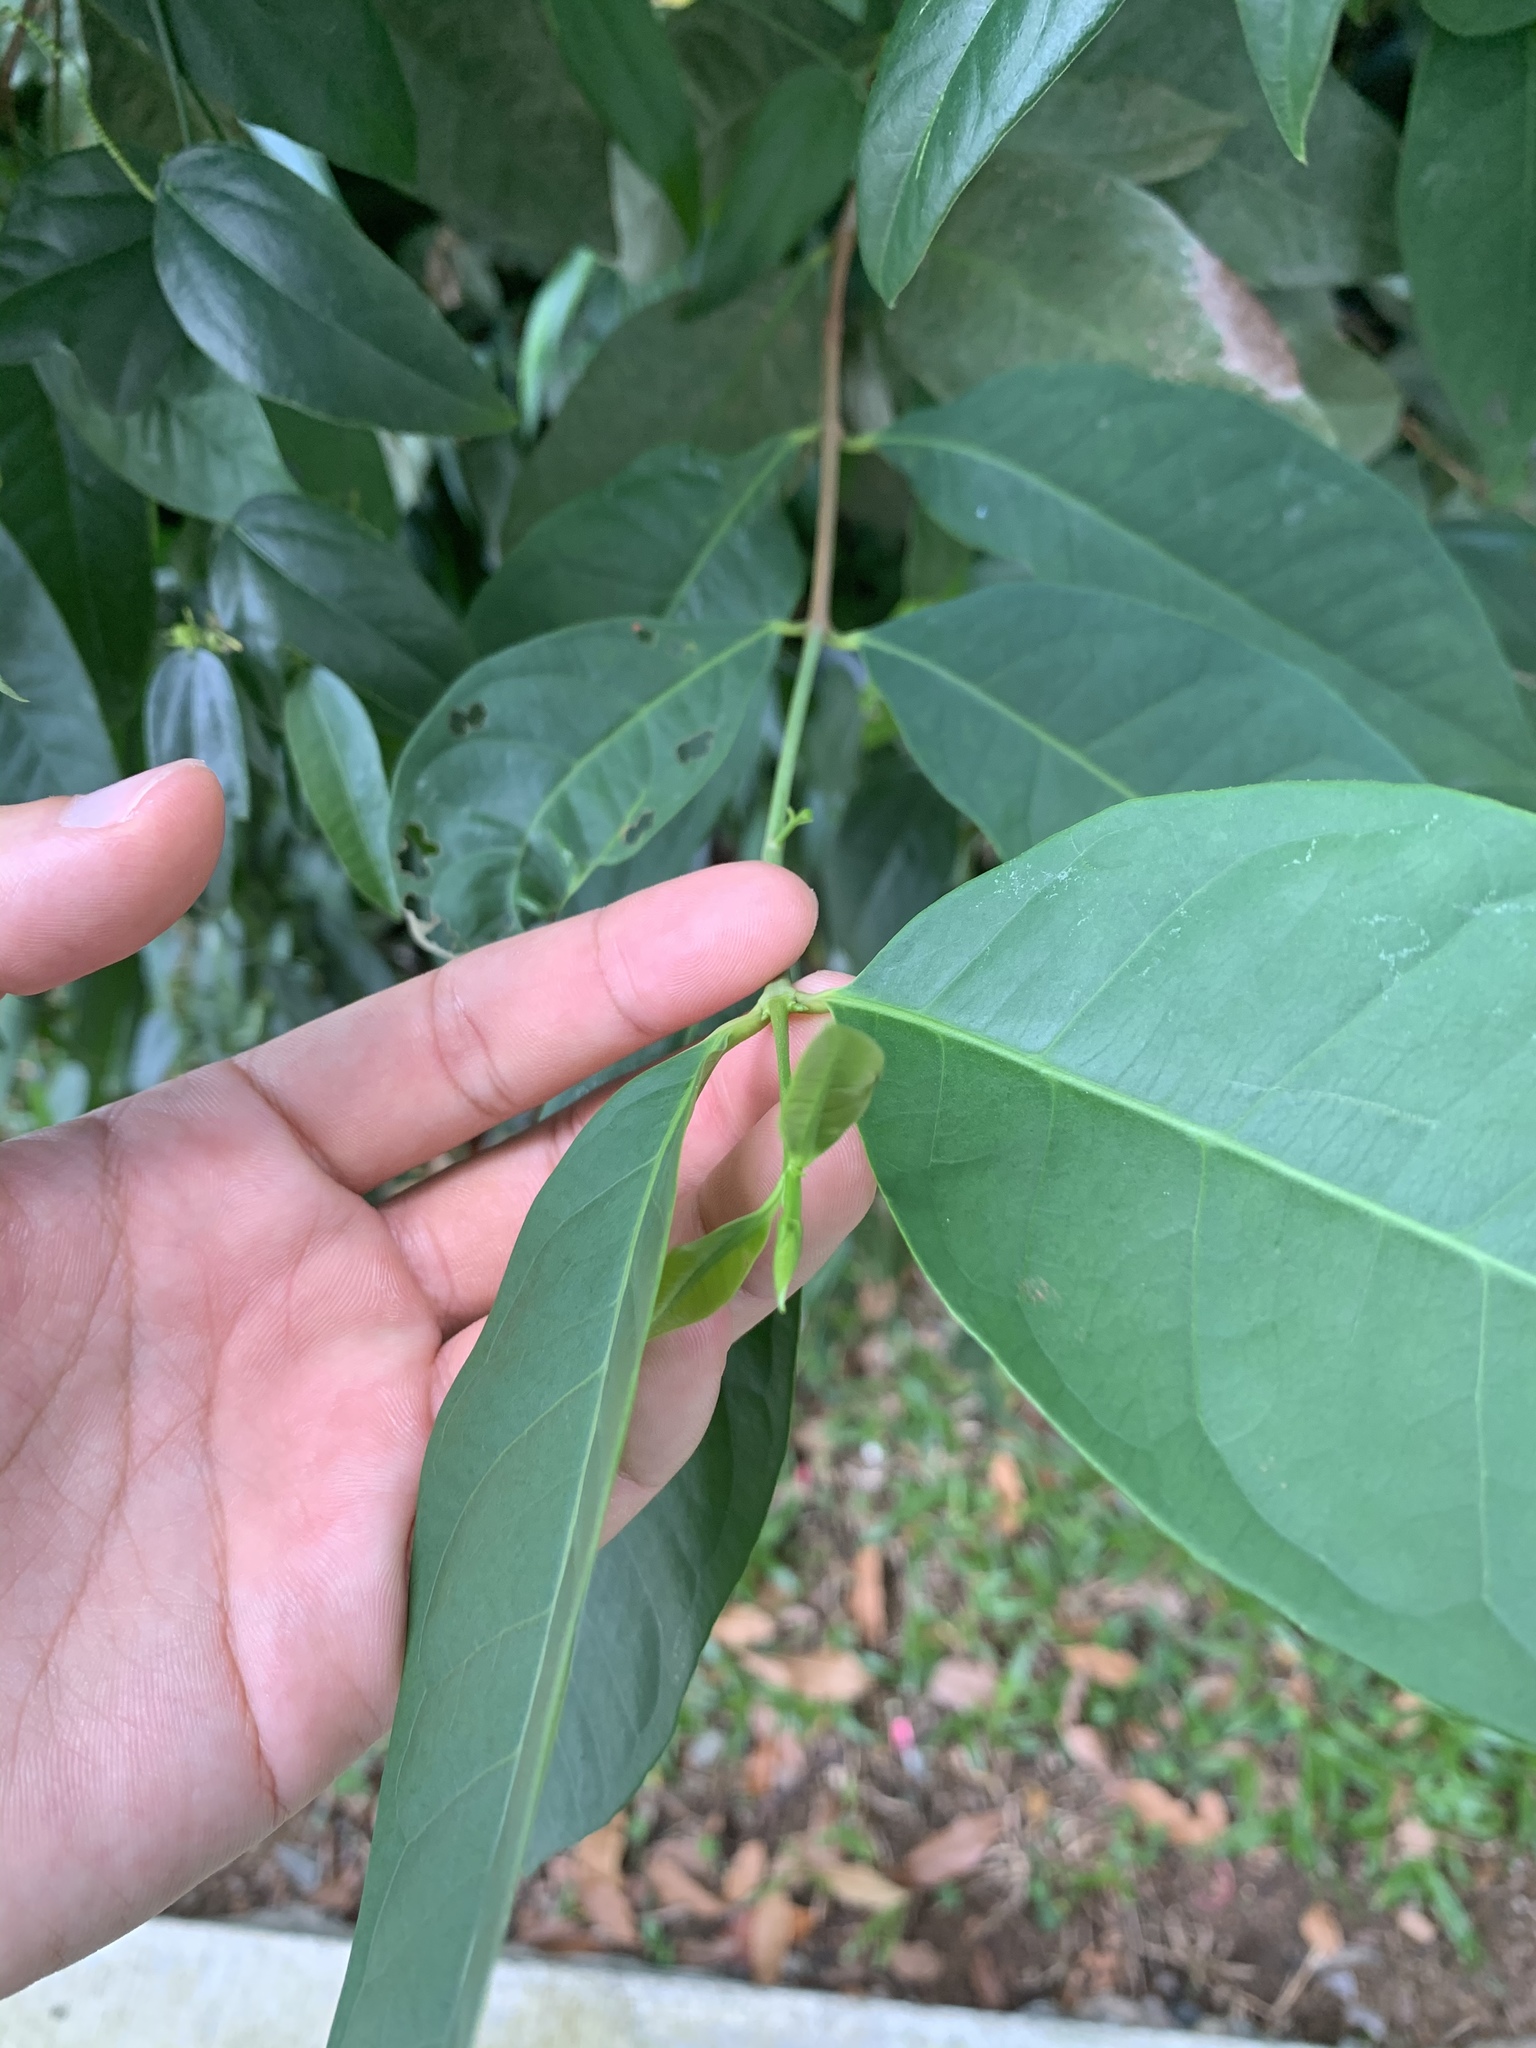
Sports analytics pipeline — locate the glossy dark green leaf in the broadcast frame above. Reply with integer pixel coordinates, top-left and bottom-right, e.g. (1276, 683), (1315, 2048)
(1400, 27), (1536, 503)
(210, 496), (472, 733)
(470, 439), (804, 654)
(153, 147), (514, 437)
(36, 349), (294, 522)
(1438, 517), (1536, 679)
(1003, 74), (1241, 183)
(856, 0), (1127, 303)
(876, 367), (1536, 806)
(781, 1021), (884, 1169)
(144, 648), (250, 819)
(284, 668), (401, 916)
(0, 365), (154, 727)
(391, 619), (776, 947)
(82, 0), (214, 156)
(833, 781), (1536, 1742)
(0, 522), (116, 801)
(262, 405), (398, 537)
(1422, 0), (1536, 31)
(545, 0), (700, 234)
(650, 1201), (777, 1337)
(691, 66), (861, 314)
(0, 149), (197, 415)
(858, 582), (1418, 855)
(525, 1303), (799, 1869)
(1233, 0), (1345, 159)
(823, 749), (959, 970)
(328, 1034), (729, 2048)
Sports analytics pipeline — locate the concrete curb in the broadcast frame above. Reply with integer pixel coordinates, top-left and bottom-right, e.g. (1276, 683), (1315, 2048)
(0, 1916), (1248, 2048)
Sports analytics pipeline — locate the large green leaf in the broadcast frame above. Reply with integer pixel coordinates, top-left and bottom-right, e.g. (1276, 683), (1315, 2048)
(886, 151), (1315, 423)
(0, 149), (197, 415)
(832, 781), (1536, 1741)
(545, 0), (700, 235)
(36, 349), (294, 522)
(469, 439), (804, 654)
(875, 367), (1536, 806)
(285, 668), (402, 916)
(858, 582), (1418, 855)
(1422, 0), (1536, 31)
(1438, 517), (1536, 679)
(153, 147), (514, 437)
(391, 618), (776, 947)
(1400, 27), (1536, 504)
(691, 66), (861, 314)
(1232, 0), (1345, 160)
(1000, 75), (1242, 184)
(0, 522), (116, 801)
(0, 365), (154, 727)
(856, 0), (1127, 303)
(328, 1030), (740, 2048)
(525, 1304), (799, 1868)
(210, 496), (472, 733)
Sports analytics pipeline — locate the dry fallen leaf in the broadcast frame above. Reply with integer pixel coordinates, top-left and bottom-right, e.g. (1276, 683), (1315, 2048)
(1188, 1669), (1239, 1714)
(742, 1647), (873, 1705)
(745, 1889), (798, 1985)
(713, 1603), (777, 1650)
(1299, 1901), (1345, 1961)
(1396, 1905), (1438, 1946)
(1061, 1723), (1114, 1777)
(742, 1728), (807, 1799)
(1060, 1643), (1142, 1689)
(1115, 1779), (1230, 1848)
(848, 1543), (887, 1646)
(572, 1816), (626, 1883)
(816, 1858), (909, 1914)
(986, 1449), (1028, 1534)
(577, 1876), (638, 1947)
(644, 1850), (729, 1921)
(721, 1837), (768, 1904)
(888, 1939), (945, 1986)
(926, 1655), (998, 1712)
(1393, 1815), (1438, 1862)
(901, 1808), (1006, 1887)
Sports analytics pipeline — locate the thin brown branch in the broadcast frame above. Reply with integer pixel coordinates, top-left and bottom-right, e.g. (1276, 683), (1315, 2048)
(807, 188), (858, 635)
(1401, 411), (1486, 502)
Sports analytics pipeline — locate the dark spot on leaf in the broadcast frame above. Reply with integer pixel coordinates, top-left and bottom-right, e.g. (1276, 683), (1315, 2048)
(631, 621), (657, 644)
(448, 701), (487, 737)
(676, 729), (715, 765)
(624, 809), (656, 846)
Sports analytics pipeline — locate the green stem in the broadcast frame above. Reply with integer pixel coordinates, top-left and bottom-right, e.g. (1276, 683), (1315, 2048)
(759, 624), (824, 864)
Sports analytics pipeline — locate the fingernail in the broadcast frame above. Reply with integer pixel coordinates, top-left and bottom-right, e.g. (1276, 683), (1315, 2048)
(60, 762), (200, 830)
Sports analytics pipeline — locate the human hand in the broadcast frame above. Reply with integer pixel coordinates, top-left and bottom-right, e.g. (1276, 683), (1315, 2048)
(0, 763), (872, 1992)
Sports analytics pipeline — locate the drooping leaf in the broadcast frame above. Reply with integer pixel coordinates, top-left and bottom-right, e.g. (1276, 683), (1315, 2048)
(284, 668), (402, 916)
(469, 439), (805, 653)
(1437, 516), (1536, 679)
(143, 648), (250, 820)
(1232, 0), (1346, 160)
(875, 366), (1536, 806)
(831, 780), (1536, 1743)
(545, 0), (701, 235)
(81, 0), (215, 156)
(822, 749), (960, 970)
(525, 1303), (799, 1869)
(153, 147), (514, 437)
(886, 151), (1316, 424)
(262, 404), (399, 537)
(856, 0), (1128, 303)
(210, 496), (472, 733)
(328, 1031), (737, 2048)
(391, 619), (776, 947)
(650, 1201), (778, 1337)
(780, 1021), (884, 1169)
(1422, 0), (1536, 32)
(0, 365), (154, 728)
(1399, 27), (1536, 504)
(857, 582), (1418, 857)
(690, 66), (861, 314)
(1004, 74), (1242, 184)
(35, 349), (294, 522)
(0, 149), (198, 415)
(0, 522), (116, 802)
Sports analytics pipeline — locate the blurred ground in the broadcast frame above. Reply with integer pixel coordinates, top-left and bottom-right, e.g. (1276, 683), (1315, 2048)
(175, 1209), (1536, 2043)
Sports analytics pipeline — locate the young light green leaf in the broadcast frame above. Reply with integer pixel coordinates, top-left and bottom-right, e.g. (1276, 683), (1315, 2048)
(1421, 0), (1536, 30)
(1437, 517), (1536, 678)
(1003, 75), (1242, 184)
(144, 649), (250, 820)
(1232, 0), (1346, 160)
(284, 669), (402, 917)
(545, 0), (701, 235)
(0, 523), (115, 802)
(833, 780), (1536, 1743)
(153, 147), (515, 437)
(856, 0), (1128, 304)
(525, 1303), (800, 1868)
(35, 349), (295, 522)
(327, 1036), (724, 2048)
(0, 677), (24, 702)
(0, 148), (197, 415)
(469, 439), (804, 653)
(650, 1198), (778, 1338)
(875, 366), (1536, 807)
(781, 1021), (884, 1171)
(1400, 27), (1536, 504)
(210, 496), (472, 733)
(857, 582), (1419, 856)
(390, 618), (776, 947)
(690, 66), (861, 314)
(772, 1180), (802, 1312)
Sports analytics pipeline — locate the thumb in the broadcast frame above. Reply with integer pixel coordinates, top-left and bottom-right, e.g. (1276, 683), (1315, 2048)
(0, 761), (226, 997)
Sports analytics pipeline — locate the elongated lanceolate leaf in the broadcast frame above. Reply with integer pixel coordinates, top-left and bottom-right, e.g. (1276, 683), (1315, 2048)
(650, 1203), (778, 1338)
(545, 0), (701, 235)
(875, 366), (1536, 806)
(856, 0), (1127, 304)
(144, 649), (250, 820)
(153, 148), (514, 437)
(469, 439), (805, 653)
(285, 669), (401, 916)
(328, 1033), (734, 2048)
(1232, 0), (1346, 160)
(857, 583), (1418, 855)
(832, 782), (1536, 1741)
(526, 1303), (799, 1869)
(211, 496), (472, 732)
(0, 522), (115, 802)
(391, 619), (776, 947)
